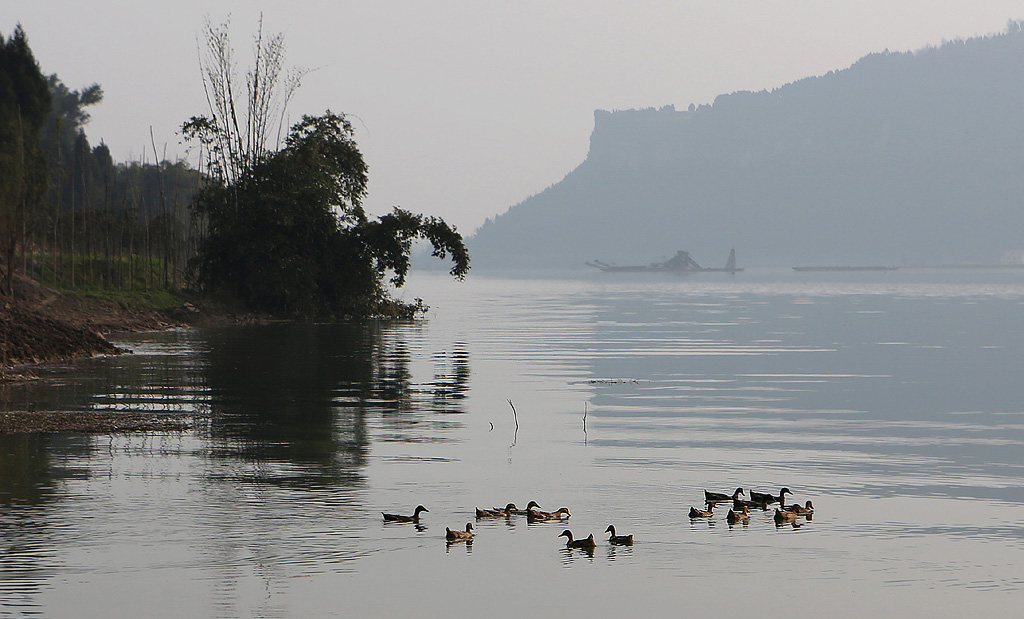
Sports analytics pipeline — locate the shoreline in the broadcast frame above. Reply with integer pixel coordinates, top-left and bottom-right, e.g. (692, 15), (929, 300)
(1, 275), (247, 434)
(0, 411), (200, 434)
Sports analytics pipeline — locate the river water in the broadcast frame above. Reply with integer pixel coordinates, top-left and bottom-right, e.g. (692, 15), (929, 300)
(2, 270), (1024, 617)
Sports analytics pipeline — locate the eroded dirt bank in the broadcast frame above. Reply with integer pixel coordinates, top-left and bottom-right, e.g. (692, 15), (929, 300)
(0, 275), (234, 433)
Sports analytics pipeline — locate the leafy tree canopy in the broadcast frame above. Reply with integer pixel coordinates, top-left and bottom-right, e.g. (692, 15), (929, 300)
(186, 111), (469, 318)
(184, 18), (468, 319)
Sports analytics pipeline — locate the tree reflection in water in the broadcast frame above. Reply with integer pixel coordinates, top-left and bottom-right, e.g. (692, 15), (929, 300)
(197, 322), (469, 489)
(0, 321), (472, 611)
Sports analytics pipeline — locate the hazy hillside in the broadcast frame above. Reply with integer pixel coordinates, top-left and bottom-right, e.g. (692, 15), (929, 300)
(469, 24), (1024, 270)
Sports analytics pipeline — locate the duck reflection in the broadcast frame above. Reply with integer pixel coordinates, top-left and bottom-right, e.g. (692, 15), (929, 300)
(606, 544), (634, 561)
(445, 538), (473, 554)
(560, 545), (596, 563)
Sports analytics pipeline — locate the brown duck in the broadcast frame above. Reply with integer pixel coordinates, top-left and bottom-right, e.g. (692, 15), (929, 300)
(773, 508), (799, 525)
(688, 505), (714, 518)
(527, 507), (572, 522)
(446, 522), (474, 541)
(605, 525), (634, 545)
(559, 529), (596, 549)
(382, 505), (428, 523)
(727, 506), (750, 525)
(787, 500), (814, 516)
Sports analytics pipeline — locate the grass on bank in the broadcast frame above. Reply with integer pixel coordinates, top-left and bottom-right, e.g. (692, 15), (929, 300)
(22, 253), (189, 310)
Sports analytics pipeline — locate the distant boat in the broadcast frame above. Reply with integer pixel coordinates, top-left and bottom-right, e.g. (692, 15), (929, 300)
(911, 263), (1024, 270)
(587, 249), (742, 274)
(792, 265), (899, 272)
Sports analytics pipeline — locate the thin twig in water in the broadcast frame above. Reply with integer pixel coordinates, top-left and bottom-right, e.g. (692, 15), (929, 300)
(507, 399), (518, 448)
(583, 402), (588, 445)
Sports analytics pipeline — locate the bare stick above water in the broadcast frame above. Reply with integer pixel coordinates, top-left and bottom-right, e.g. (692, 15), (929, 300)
(583, 402), (588, 445)
(507, 399), (518, 448)
(507, 399), (518, 431)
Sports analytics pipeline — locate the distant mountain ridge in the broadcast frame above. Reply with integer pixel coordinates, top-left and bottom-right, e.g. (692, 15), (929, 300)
(470, 24), (1024, 269)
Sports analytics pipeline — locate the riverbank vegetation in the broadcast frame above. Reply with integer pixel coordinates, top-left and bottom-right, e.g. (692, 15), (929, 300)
(183, 18), (468, 319)
(1, 19), (468, 371)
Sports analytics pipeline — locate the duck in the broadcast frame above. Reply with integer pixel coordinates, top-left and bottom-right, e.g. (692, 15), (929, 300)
(773, 508), (799, 525)
(704, 487), (744, 503)
(726, 506), (750, 525)
(527, 507), (572, 522)
(688, 505), (714, 518)
(750, 487), (791, 506)
(748, 489), (772, 504)
(559, 529), (597, 549)
(476, 503), (517, 518)
(509, 500), (541, 515)
(445, 522), (474, 541)
(787, 500), (814, 516)
(382, 505), (428, 523)
(604, 525), (634, 545)
(776, 488), (793, 505)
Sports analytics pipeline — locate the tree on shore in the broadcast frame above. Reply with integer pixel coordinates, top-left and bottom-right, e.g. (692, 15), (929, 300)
(0, 25), (51, 296)
(183, 18), (468, 318)
(1, 25), (205, 297)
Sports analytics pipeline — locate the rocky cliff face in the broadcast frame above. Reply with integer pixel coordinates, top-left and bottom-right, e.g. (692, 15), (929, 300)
(470, 25), (1024, 270)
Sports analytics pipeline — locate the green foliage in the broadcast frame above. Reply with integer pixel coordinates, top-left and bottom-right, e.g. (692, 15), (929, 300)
(0, 26), (51, 131)
(0, 25), (201, 304)
(188, 111), (469, 318)
(25, 252), (183, 300)
(35, 74), (202, 293)
(0, 25), (51, 295)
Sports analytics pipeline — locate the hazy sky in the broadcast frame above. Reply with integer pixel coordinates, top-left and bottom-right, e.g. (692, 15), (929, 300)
(3, 1), (1021, 234)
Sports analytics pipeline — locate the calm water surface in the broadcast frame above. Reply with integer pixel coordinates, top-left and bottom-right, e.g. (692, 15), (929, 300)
(2, 270), (1024, 617)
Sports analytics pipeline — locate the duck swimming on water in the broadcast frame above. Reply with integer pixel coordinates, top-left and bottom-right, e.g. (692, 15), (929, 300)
(605, 525), (634, 545)
(446, 523), (474, 541)
(559, 529), (597, 549)
(773, 508), (799, 525)
(527, 507), (572, 522)
(750, 487), (791, 507)
(727, 506), (750, 525)
(704, 487), (744, 503)
(688, 505), (714, 518)
(382, 505), (428, 523)
(787, 500), (814, 516)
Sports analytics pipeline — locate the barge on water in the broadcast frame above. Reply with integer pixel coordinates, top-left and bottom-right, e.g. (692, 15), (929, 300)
(587, 249), (742, 274)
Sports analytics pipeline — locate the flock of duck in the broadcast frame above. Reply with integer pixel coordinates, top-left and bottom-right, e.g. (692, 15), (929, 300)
(381, 500), (632, 550)
(382, 486), (814, 550)
(690, 487), (815, 527)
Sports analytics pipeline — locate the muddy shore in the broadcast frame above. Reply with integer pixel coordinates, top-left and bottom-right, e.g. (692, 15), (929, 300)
(1, 275), (239, 434)
(0, 411), (198, 434)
